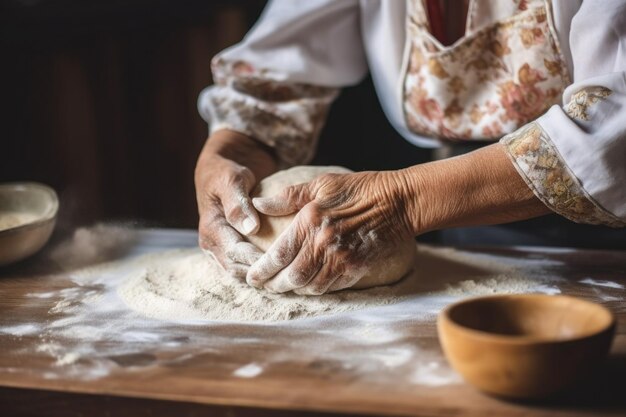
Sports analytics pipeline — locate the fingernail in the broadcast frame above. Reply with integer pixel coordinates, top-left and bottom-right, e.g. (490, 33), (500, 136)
(251, 197), (264, 209)
(247, 275), (262, 289)
(241, 217), (257, 235)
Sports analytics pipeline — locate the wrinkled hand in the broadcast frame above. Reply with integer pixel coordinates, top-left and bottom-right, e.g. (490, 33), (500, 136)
(195, 131), (276, 279)
(246, 171), (416, 295)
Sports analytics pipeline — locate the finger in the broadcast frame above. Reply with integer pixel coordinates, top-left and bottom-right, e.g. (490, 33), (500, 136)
(246, 217), (307, 288)
(199, 208), (263, 268)
(226, 263), (250, 279)
(263, 237), (322, 293)
(252, 182), (312, 216)
(225, 241), (263, 265)
(327, 274), (363, 293)
(222, 170), (260, 236)
(201, 248), (250, 279)
(293, 262), (344, 296)
(212, 223), (263, 266)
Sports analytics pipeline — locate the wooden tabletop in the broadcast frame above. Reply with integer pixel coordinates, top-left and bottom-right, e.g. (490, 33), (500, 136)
(0, 228), (625, 417)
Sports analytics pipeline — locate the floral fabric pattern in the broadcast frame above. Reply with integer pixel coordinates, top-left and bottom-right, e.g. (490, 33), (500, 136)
(501, 122), (625, 227)
(565, 86), (613, 121)
(205, 57), (339, 167)
(404, 0), (570, 140)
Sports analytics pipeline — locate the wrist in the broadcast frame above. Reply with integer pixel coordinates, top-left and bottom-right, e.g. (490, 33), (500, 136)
(198, 129), (277, 180)
(381, 168), (427, 237)
(392, 144), (550, 236)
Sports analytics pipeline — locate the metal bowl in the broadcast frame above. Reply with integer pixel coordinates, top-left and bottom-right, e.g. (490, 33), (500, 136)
(0, 182), (59, 266)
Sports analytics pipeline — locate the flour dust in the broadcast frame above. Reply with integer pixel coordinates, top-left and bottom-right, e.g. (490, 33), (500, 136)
(116, 245), (560, 322)
(0, 226), (575, 387)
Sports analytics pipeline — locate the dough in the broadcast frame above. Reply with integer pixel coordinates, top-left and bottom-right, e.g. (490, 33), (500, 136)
(246, 166), (417, 291)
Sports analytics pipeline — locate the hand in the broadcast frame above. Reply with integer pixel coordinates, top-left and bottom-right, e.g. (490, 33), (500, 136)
(195, 130), (276, 278)
(246, 170), (416, 295)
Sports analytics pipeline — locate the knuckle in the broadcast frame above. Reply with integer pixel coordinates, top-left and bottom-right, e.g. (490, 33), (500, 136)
(228, 166), (255, 188)
(226, 265), (247, 280)
(198, 217), (226, 241)
(285, 269), (310, 288)
(305, 285), (326, 296)
(283, 183), (313, 209)
(341, 244), (360, 262)
(223, 246), (239, 260)
(300, 203), (322, 223)
(318, 225), (338, 246)
(329, 275), (357, 292)
(237, 165), (255, 181)
(224, 204), (242, 222)
(326, 255), (348, 276)
(227, 242), (261, 265)
(198, 228), (219, 252)
(268, 246), (289, 266)
(198, 198), (221, 221)
(199, 201), (223, 221)
(198, 220), (213, 238)
(313, 173), (342, 195)
(199, 237), (213, 252)
(316, 173), (338, 185)
(283, 185), (301, 202)
(197, 189), (218, 212)
(330, 245), (353, 263)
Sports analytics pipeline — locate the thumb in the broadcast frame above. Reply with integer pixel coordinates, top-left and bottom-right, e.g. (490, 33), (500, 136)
(252, 183), (313, 216)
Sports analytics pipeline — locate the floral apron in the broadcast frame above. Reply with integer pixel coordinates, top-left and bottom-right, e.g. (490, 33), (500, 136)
(402, 0), (571, 141)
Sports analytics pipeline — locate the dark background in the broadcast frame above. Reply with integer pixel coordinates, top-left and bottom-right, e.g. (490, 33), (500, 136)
(0, 0), (431, 230)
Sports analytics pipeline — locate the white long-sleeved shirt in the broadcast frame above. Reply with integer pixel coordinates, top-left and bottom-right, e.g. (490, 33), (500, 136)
(198, 0), (626, 227)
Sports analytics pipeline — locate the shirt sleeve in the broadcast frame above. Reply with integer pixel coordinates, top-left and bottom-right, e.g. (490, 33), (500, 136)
(500, 0), (626, 227)
(198, 0), (368, 167)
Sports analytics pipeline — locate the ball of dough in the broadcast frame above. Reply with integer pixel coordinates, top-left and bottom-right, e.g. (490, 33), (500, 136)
(246, 166), (417, 291)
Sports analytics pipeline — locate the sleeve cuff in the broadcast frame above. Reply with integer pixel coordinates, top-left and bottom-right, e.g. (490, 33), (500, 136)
(500, 122), (625, 227)
(200, 58), (339, 168)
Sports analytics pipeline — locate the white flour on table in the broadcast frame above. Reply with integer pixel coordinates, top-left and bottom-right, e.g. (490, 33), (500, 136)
(0, 226), (571, 386)
(48, 223), (138, 270)
(115, 244), (558, 322)
(118, 249), (405, 322)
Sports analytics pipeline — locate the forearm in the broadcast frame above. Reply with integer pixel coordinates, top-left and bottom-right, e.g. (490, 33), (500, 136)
(197, 129), (277, 181)
(400, 143), (550, 235)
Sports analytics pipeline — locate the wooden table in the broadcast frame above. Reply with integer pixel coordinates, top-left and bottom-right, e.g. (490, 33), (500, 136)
(0, 228), (625, 417)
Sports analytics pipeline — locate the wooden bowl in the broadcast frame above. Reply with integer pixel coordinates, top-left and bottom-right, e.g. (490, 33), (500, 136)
(438, 294), (615, 399)
(0, 183), (58, 266)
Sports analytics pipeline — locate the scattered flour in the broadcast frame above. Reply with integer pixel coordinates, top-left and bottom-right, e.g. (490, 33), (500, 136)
(0, 226), (565, 387)
(49, 223), (138, 271)
(116, 245), (559, 322)
(369, 347), (414, 368)
(118, 249), (405, 322)
(444, 277), (561, 296)
(55, 352), (80, 366)
(579, 278), (625, 290)
(410, 360), (463, 387)
(0, 324), (41, 336)
(233, 363), (263, 378)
